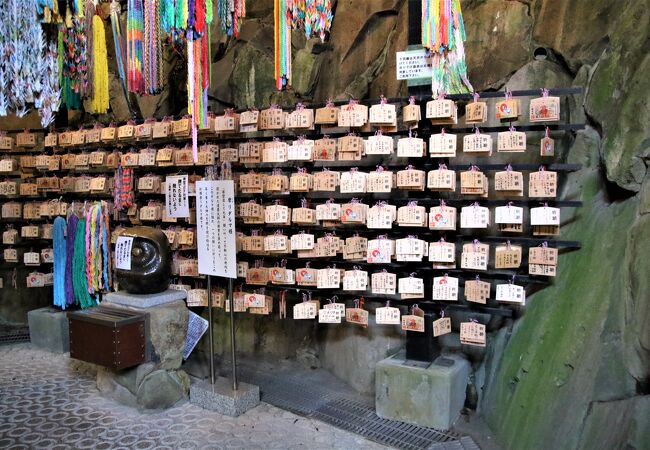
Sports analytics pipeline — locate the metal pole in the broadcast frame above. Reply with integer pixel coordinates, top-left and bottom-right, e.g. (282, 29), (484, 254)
(207, 275), (215, 385)
(228, 277), (238, 391)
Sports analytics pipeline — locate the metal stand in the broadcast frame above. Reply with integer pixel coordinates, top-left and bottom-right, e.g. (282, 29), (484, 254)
(205, 275), (238, 391)
(187, 177), (258, 415)
(207, 275), (215, 385)
(228, 277), (238, 391)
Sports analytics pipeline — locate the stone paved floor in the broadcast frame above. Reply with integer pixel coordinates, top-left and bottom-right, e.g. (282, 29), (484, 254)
(0, 344), (388, 450)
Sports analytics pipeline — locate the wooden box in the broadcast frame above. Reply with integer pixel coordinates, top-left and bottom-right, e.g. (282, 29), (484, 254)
(68, 306), (147, 370)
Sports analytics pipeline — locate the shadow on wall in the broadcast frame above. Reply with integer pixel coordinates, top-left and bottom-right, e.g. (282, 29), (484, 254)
(0, 267), (52, 325)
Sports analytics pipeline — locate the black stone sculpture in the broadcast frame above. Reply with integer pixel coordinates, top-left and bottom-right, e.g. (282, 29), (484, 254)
(114, 227), (172, 295)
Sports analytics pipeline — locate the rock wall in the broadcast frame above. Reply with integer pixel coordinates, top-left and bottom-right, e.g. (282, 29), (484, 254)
(461, 1), (650, 449)
(1, 1), (649, 447)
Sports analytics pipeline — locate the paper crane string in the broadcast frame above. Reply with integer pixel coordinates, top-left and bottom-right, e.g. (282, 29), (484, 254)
(0, 0), (61, 125)
(127, 0), (145, 94)
(217, 0), (246, 37)
(421, 0), (473, 98)
(160, 0), (213, 162)
(90, 14), (110, 114)
(274, 0), (333, 91)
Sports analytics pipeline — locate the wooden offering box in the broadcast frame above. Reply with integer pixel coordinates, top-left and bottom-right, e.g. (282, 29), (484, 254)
(68, 306), (147, 370)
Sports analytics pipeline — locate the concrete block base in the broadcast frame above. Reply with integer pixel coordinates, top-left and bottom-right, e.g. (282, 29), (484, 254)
(190, 377), (260, 417)
(375, 351), (470, 430)
(104, 289), (187, 308)
(27, 307), (70, 353)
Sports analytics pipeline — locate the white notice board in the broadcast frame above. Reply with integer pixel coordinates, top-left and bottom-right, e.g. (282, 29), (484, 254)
(115, 236), (134, 271)
(165, 175), (190, 218)
(196, 180), (237, 278)
(396, 49), (433, 80)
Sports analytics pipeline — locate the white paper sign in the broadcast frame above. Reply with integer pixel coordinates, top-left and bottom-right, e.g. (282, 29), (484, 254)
(319, 308), (342, 324)
(115, 236), (134, 271)
(396, 49), (432, 80)
(196, 181), (237, 278)
(183, 311), (209, 360)
(165, 175), (190, 218)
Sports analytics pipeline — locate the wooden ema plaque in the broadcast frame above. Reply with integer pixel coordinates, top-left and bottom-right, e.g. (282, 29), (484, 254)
(460, 321), (486, 347)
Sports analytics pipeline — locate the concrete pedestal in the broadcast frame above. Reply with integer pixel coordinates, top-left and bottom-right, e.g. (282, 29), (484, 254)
(104, 289), (187, 308)
(375, 351), (470, 430)
(27, 307), (69, 353)
(190, 377), (260, 417)
(96, 291), (190, 410)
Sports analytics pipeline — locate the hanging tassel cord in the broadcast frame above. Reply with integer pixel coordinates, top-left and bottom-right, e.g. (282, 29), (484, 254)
(53, 217), (67, 309)
(72, 219), (94, 309)
(64, 214), (78, 306)
(90, 14), (109, 114)
(111, 0), (137, 117)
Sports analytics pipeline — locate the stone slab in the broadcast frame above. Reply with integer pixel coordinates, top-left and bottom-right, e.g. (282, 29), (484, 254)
(105, 290), (187, 309)
(375, 351), (470, 430)
(27, 307), (70, 353)
(190, 377), (260, 417)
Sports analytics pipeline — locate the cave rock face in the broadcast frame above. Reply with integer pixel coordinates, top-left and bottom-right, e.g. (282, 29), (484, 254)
(0, 2), (648, 448)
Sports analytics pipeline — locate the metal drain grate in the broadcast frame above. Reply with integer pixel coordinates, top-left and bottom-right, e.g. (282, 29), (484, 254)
(313, 397), (459, 450)
(0, 326), (30, 345)
(237, 365), (468, 450)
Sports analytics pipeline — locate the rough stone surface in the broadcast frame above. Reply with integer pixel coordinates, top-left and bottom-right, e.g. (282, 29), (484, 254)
(506, 60), (573, 93)
(480, 169), (639, 450)
(110, 362), (157, 395)
(190, 377), (260, 417)
(376, 351), (470, 430)
(583, 2), (650, 192)
(230, 42), (277, 108)
(27, 307), (70, 353)
(204, 309), (316, 361)
(463, 0), (533, 89)
(578, 396), (650, 450)
(118, 299), (188, 370)
(96, 367), (140, 409)
(624, 214), (650, 381)
(315, 0), (407, 100)
(136, 369), (190, 410)
(640, 175), (650, 215)
(531, 0), (617, 72)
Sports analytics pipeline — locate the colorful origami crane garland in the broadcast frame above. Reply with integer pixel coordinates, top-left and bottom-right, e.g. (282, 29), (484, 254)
(274, 0), (292, 91)
(0, 0), (61, 126)
(421, 0), (473, 98)
(186, 0), (214, 162)
(125, 0), (163, 96)
(288, 0), (333, 41)
(151, 0), (214, 161)
(274, 0), (333, 91)
(217, 0), (246, 37)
